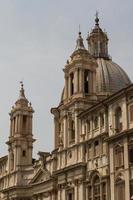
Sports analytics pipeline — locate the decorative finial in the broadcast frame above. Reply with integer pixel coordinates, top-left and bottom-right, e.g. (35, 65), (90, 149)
(79, 24), (81, 35)
(19, 81), (26, 99)
(95, 11), (99, 26)
(75, 30), (85, 51)
(20, 81), (24, 89)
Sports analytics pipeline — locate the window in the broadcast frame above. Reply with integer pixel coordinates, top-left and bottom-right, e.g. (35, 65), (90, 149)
(89, 176), (107, 200)
(94, 140), (99, 157)
(100, 113), (104, 127)
(68, 193), (72, 200)
(114, 145), (124, 168)
(115, 179), (125, 200)
(129, 147), (133, 164)
(115, 107), (122, 132)
(22, 150), (26, 157)
(23, 115), (27, 131)
(67, 190), (74, 200)
(93, 176), (100, 200)
(130, 105), (133, 122)
(11, 151), (14, 171)
(70, 73), (74, 95)
(88, 185), (92, 200)
(130, 181), (133, 199)
(69, 120), (75, 144)
(94, 116), (99, 129)
(88, 144), (92, 159)
(102, 182), (107, 200)
(84, 70), (89, 94)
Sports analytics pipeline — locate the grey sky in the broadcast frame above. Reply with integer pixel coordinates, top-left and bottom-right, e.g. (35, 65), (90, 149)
(0, 0), (133, 157)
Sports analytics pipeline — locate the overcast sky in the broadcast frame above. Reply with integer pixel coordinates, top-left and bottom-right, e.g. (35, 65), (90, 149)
(0, 0), (133, 157)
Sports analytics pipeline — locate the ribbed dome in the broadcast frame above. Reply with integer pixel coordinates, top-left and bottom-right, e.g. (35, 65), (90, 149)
(96, 58), (131, 94)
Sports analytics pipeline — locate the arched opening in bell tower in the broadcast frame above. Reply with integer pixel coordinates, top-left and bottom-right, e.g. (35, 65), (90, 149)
(84, 70), (89, 94)
(70, 73), (74, 96)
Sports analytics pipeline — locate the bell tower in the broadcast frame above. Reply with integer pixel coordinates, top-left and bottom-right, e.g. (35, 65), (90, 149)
(51, 32), (98, 150)
(7, 82), (35, 172)
(63, 32), (97, 103)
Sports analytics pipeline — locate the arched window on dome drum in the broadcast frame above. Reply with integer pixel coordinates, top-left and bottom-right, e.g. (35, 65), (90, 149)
(115, 107), (122, 132)
(84, 70), (89, 94)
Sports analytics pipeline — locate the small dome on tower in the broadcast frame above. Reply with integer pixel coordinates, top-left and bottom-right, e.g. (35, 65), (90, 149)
(70, 31), (94, 62)
(15, 81), (29, 107)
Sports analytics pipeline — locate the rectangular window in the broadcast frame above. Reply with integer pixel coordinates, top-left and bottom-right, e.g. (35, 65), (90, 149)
(94, 141), (99, 157)
(67, 190), (74, 200)
(88, 186), (92, 200)
(102, 182), (107, 200)
(23, 115), (27, 131)
(115, 147), (124, 168)
(116, 182), (125, 200)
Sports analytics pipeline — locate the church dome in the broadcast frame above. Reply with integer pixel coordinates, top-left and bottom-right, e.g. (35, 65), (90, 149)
(96, 58), (131, 94)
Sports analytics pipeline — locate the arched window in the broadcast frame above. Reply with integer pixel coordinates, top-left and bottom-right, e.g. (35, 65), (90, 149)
(70, 73), (74, 95)
(94, 140), (99, 157)
(89, 175), (107, 200)
(93, 176), (100, 200)
(115, 107), (122, 132)
(84, 70), (89, 94)
(69, 120), (75, 144)
(100, 113), (104, 128)
(94, 116), (98, 129)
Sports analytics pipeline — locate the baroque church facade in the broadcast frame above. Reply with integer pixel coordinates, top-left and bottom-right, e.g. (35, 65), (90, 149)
(0, 15), (133, 200)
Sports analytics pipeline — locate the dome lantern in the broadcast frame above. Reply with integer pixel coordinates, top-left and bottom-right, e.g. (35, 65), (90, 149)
(87, 13), (109, 59)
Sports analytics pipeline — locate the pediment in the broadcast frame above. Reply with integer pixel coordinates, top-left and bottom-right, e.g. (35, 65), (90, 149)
(30, 168), (51, 184)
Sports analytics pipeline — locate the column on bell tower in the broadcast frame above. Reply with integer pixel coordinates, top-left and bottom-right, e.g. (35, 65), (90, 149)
(7, 82), (35, 172)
